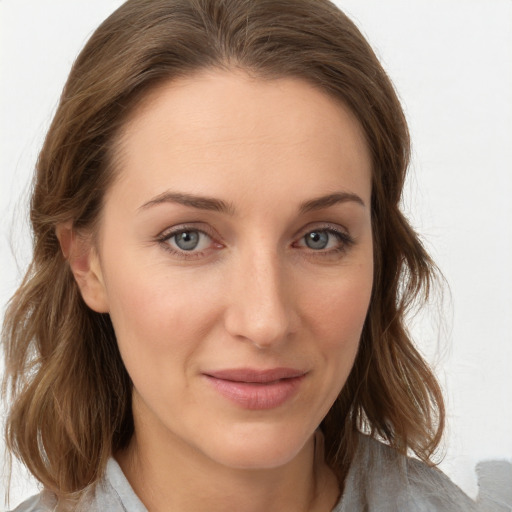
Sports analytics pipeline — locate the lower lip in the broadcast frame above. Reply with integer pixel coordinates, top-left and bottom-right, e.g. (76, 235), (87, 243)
(204, 375), (304, 410)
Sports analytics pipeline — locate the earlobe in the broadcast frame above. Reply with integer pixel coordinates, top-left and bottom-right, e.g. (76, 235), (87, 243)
(55, 222), (109, 313)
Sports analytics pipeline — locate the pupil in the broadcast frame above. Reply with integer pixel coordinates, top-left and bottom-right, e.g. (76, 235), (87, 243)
(176, 231), (199, 250)
(306, 231), (328, 250)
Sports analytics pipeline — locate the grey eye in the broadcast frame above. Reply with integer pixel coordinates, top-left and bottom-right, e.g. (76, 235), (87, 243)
(304, 231), (329, 250)
(174, 231), (200, 251)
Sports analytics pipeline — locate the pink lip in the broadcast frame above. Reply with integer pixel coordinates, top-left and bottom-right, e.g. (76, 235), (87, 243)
(203, 368), (306, 410)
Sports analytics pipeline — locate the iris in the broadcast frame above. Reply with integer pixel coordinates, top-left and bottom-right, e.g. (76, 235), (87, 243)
(175, 231), (200, 251)
(305, 231), (329, 250)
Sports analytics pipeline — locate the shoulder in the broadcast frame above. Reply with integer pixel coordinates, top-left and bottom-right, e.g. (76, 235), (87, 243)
(9, 491), (56, 512)
(403, 452), (477, 511)
(8, 459), (146, 512)
(336, 433), (477, 512)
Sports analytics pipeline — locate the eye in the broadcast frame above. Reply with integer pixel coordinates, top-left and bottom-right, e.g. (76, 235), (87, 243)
(294, 227), (353, 253)
(159, 228), (215, 254)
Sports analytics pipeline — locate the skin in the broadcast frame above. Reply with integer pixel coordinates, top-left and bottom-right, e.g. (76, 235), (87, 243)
(64, 69), (374, 512)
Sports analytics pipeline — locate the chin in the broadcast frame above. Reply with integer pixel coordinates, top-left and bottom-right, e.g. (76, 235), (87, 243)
(198, 421), (315, 471)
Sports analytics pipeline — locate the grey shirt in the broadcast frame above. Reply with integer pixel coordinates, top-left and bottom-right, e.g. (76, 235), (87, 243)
(12, 434), (476, 512)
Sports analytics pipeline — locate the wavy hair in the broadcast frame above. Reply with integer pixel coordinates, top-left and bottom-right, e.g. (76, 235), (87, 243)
(2, 0), (444, 501)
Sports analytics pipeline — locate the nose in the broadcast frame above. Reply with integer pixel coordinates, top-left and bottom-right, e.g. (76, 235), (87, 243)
(223, 248), (297, 349)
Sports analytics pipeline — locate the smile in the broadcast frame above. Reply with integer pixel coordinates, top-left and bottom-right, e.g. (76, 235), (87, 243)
(203, 368), (307, 410)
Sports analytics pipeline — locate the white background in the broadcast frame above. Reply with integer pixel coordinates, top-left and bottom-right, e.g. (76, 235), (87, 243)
(1, 0), (511, 509)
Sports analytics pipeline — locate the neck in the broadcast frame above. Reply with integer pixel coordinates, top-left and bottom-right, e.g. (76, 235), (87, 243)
(116, 407), (339, 512)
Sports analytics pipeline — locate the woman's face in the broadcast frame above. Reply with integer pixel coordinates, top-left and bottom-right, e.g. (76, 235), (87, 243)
(86, 69), (373, 470)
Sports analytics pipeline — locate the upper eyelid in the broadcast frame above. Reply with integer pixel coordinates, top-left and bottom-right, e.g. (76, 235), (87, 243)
(157, 223), (216, 240)
(298, 226), (347, 239)
(292, 222), (351, 240)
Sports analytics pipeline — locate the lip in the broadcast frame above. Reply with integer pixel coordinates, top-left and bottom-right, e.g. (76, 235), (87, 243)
(203, 367), (307, 410)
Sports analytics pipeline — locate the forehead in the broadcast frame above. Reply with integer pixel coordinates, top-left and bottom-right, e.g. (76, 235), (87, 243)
(111, 68), (372, 209)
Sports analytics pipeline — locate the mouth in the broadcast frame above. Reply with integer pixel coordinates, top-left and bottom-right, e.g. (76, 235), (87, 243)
(203, 367), (307, 410)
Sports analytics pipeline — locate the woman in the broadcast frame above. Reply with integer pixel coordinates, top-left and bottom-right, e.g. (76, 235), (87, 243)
(2, 0), (477, 510)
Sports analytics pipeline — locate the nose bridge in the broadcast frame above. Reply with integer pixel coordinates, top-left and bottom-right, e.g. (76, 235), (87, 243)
(224, 243), (294, 348)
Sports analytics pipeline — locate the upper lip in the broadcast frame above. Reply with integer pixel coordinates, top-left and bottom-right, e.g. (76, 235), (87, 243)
(204, 368), (307, 383)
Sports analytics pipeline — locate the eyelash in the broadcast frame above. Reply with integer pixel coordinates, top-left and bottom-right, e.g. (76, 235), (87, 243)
(293, 227), (355, 255)
(156, 225), (219, 260)
(156, 224), (355, 260)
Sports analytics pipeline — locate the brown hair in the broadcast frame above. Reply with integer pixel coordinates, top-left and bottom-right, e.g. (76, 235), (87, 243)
(2, 0), (444, 501)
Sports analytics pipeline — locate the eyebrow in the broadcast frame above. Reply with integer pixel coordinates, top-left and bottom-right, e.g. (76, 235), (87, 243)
(138, 191), (236, 215)
(299, 192), (366, 213)
(138, 190), (365, 214)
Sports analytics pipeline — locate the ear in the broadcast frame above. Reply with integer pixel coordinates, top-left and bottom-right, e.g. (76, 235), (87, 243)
(56, 221), (109, 313)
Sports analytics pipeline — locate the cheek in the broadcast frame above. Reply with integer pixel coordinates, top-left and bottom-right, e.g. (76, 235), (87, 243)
(102, 254), (222, 372)
(303, 264), (373, 344)
(288, 262), (373, 426)
(300, 261), (373, 394)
